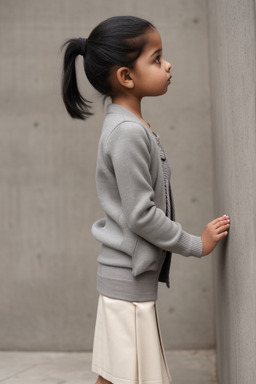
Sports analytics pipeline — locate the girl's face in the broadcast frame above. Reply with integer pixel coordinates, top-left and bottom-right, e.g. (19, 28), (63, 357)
(131, 28), (172, 98)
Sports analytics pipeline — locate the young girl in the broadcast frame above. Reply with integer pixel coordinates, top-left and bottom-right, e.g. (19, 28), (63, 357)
(61, 16), (230, 384)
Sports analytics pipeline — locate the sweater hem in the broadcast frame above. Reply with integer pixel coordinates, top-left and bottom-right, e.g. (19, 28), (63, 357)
(97, 264), (159, 302)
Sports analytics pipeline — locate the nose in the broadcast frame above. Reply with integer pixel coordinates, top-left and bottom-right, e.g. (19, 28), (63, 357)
(165, 60), (171, 72)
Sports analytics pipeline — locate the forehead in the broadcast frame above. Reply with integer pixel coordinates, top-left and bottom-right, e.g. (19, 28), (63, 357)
(142, 28), (162, 55)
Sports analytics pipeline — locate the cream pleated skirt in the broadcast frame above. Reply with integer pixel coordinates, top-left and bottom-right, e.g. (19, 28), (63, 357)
(92, 295), (172, 384)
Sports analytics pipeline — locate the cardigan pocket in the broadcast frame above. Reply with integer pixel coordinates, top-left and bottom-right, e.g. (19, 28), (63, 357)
(131, 236), (162, 277)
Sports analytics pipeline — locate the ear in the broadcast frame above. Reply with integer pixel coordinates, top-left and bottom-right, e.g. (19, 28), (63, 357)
(116, 67), (134, 89)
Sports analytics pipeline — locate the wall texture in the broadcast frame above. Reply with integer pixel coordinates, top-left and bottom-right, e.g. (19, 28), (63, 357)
(0, 0), (214, 351)
(208, 0), (256, 382)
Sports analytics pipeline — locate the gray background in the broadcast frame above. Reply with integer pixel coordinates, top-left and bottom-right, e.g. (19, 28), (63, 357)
(0, 0), (214, 351)
(208, 0), (256, 383)
(1, 1), (256, 383)
(1, 7), (256, 384)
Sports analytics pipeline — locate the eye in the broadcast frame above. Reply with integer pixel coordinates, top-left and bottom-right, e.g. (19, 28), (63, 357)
(155, 55), (161, 64)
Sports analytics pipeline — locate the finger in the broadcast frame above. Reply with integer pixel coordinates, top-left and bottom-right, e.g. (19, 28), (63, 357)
(215, 218), (230, 229)
(211, 218), (221, 226)
(212, 215), (230, 225)
(216, 223), (230, 234)
(217, 230), (229, 239)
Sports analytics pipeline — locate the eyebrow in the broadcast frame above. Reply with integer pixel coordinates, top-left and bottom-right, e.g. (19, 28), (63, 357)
(150, 48), (162, 57)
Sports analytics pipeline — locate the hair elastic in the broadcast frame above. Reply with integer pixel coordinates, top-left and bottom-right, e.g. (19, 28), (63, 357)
(78, 37), (87, 56)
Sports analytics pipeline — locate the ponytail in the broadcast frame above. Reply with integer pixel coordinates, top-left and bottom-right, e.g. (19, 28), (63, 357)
(61, 38), (93, 120)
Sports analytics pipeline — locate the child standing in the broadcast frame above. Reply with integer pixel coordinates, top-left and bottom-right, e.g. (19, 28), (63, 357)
(61, 16), (230, 384)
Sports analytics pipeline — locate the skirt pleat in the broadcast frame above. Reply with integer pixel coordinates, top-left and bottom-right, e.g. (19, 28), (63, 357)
(92, 295), (171, 384)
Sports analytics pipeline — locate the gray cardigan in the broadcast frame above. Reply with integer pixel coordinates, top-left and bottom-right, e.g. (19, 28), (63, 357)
(92, 104), (202, 302)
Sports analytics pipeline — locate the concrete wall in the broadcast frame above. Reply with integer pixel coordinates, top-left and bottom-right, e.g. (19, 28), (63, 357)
(0, 0), (214, 351)
(208, 0), (256, 383)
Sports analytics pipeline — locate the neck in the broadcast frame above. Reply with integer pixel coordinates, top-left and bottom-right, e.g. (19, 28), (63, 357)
(111, 96), (150, 129)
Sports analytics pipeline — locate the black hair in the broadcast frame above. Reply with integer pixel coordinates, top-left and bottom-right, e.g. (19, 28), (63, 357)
(61, 16), (155, 120)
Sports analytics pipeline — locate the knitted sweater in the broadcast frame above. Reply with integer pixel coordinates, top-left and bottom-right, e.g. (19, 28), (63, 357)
(92, 104), (202, 302)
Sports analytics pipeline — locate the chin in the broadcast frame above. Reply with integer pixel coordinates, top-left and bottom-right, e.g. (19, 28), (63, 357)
(149, 89), (168, 97)
(159, 88), (168, 96)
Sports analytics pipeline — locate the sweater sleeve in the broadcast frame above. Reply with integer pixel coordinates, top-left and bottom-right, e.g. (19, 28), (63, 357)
(105, 122), (202, 258)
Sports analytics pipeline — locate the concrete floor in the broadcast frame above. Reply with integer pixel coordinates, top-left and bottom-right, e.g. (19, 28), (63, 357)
(0, 350), (218, 384)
